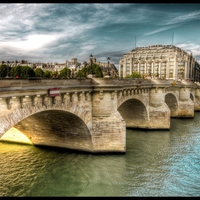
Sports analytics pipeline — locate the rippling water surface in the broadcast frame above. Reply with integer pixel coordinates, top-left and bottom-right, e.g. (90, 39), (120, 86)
(1, 113), (200, 197)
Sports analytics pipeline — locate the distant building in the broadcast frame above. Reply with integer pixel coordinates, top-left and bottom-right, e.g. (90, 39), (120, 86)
(54, 62), (66, 73)
(66, 58), (80, 70)
(119, 44), (196, 80)
(0, 56), (118, 78)
(0, 60), (35, 68)
(65, 58), (82, 77)
(90, 57), (118, 78)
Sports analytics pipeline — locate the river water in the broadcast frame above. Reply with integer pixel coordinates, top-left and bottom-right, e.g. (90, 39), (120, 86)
(0, 113), (200, 197)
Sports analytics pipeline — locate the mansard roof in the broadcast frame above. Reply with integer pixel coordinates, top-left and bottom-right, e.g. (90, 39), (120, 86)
(130, 44), (185, 53)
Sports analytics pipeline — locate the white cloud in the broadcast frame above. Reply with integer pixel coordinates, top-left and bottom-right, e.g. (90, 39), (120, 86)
(1, 34), (56, 50)
(165, 11), (200, 26)
(144, 25), (180, 36)
(177, 42), (200, 56)
(80, 45), (95, 51)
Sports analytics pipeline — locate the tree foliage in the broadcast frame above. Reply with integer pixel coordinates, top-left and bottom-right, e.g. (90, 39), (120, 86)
(125, 71), (142, 78)
(21, 66), (35, 78)
(9, 65), (35, 78)
(92, 64), (103, 78)
(0, 64), (10, 78)
(52, 71), (59, 78)
(59, 67), (71, 78)
(34, 68), (45, 77)
(44, 70), (53, 78)
(76, 64), (103, 78)
(76, 66), (89, 78)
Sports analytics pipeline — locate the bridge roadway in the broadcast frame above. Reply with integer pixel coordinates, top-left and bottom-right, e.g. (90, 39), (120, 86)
(0, 78), (200, 153)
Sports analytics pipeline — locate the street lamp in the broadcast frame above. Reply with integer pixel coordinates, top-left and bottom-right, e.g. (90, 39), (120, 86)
(89, 54), (93, 74)
(87, 54), (95, 78)
(107, 57), (110, 76)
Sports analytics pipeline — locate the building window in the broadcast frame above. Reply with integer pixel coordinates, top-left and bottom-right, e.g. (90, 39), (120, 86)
(161, 67), (166, 79)
(169, 69), (173, 78)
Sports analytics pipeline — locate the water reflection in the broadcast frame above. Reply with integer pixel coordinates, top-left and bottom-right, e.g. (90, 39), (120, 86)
(0, 113), (200, 196)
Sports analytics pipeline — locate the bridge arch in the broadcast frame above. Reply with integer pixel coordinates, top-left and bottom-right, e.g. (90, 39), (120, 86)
(165, 92), (179, 117)
(117, 98), (148, 128)
(0, 99), (93, 152)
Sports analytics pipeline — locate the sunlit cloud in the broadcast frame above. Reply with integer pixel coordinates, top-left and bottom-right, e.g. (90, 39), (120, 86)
(1, 34), (56, 50)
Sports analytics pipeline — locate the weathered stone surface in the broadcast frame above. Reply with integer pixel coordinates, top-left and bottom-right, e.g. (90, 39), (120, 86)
(0, 79), (200, 153)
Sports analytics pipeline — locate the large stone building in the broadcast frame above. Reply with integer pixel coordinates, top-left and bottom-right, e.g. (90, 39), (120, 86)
(119, 44), (196, 80)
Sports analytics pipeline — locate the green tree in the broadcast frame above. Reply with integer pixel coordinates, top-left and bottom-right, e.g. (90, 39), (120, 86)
(20, 66), (35, 78)
(93, 64), (103, 78)
(52, 71), (59, 78)
(125, 71), (142, 78)
(10, 65), (35, 78)
(10, 66), (21, 78)
(44, 70), (53, 78)
(76, 66), (90, 78)
(76, 64), (103, 78)
(34, 68), (45, 77)
(0, 64), (10, 78)
(59, 67), (71, 78)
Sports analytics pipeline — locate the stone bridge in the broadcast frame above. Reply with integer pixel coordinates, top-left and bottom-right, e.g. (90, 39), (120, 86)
(0, 78), (200, 153)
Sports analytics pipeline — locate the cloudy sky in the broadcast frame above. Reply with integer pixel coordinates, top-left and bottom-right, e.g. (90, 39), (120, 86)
(1, 3), (200, 68)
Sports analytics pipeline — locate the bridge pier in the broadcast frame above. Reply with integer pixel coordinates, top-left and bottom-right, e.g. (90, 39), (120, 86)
(164, 81), (195, 118)
(91, 90), (126, 153)
(149, 87), (171, 129)
(194, 88), (200, 111)
(92, 113), (126, 153)
(178, 87), (194, 118)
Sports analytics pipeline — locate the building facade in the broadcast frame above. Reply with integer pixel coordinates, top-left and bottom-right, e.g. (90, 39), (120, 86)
(194, 61), (200, 83)
(119, 44), (196, 80)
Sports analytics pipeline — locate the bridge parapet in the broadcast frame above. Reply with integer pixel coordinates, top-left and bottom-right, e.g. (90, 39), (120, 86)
(0, 78), (93, 89)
